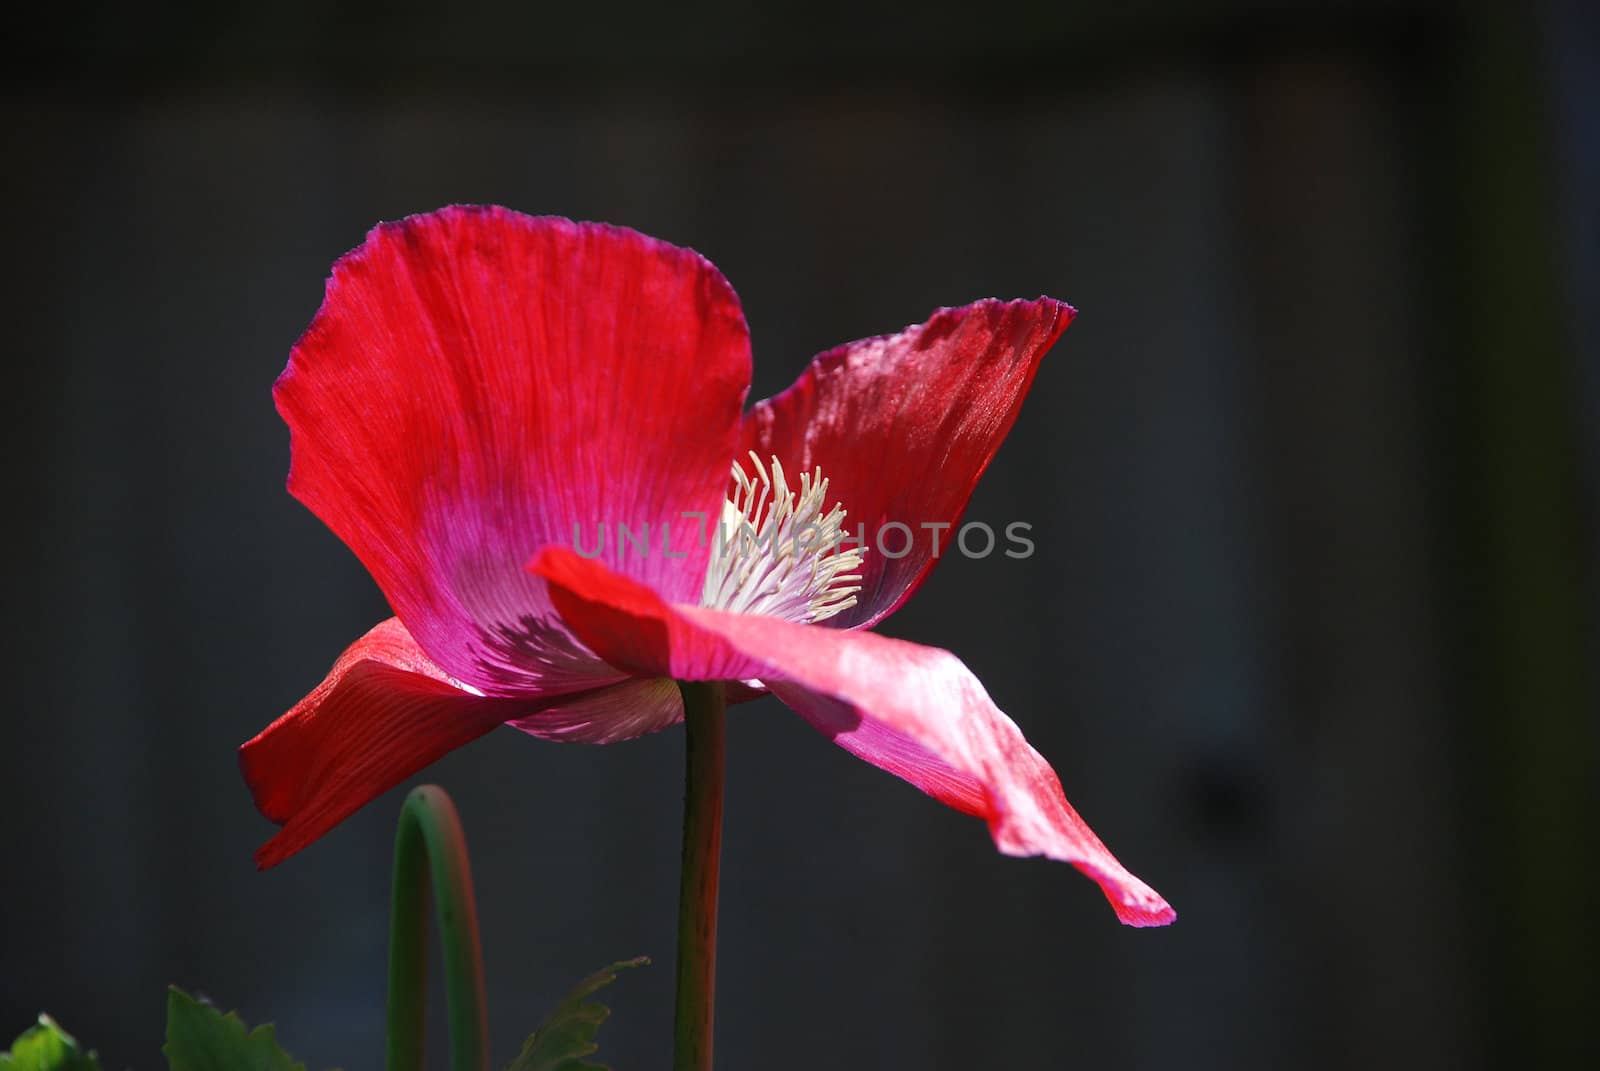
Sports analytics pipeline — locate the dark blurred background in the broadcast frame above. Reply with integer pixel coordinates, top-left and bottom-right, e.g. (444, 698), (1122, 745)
(4, 0), (1596, 1067)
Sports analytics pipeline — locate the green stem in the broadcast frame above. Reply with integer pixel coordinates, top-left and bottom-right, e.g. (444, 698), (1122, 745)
(673, 681), (727, 1071)
(386, 785), (490, 1071)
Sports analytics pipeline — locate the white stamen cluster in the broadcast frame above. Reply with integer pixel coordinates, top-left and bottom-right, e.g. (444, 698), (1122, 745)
(701, 453), (866, 623)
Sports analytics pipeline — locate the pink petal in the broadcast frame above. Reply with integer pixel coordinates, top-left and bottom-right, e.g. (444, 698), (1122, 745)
(504, 676), (684, 744)
(742, 298), (1073, 629)
(530, 549), (1173, 926)
(276, 206), (752, 695)
(241, 618), (682, 867)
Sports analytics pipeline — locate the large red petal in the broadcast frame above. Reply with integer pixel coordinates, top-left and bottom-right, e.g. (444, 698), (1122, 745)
(742, 298), (1073, 630)
(276, 206), (751, 695)
(530, 549), (1173, 926)
(242, 618), (680, 867)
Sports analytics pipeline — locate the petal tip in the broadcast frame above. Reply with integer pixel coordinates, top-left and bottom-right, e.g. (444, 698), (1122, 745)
(253, 841), (286, 871)
(1113, 898), (1177, 928)
(1084, 855), (1174, 928)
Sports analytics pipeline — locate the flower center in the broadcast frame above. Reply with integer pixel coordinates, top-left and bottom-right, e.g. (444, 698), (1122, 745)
(700, 452), (866, 623)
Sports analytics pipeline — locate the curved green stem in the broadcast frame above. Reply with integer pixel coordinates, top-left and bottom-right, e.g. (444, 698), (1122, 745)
(673, 681), (726, 1071)
(386, 785), (490, 1071)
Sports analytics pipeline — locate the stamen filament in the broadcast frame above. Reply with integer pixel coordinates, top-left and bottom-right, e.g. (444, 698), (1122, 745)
(701, 453), (866, 624)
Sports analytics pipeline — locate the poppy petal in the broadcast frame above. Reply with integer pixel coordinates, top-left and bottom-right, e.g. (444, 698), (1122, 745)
(530, 549), (1172, 926)
(242, 619), (682, 867)
(276, 206), (752, 695)
(505, 676), (684, 744)
(742, 298), (1072, 629)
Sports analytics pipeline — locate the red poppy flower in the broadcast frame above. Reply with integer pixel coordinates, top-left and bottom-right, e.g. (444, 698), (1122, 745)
(242, 205), (1174, 927)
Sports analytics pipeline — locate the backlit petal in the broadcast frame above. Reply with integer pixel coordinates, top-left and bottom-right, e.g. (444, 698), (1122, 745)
(276, 206), (751, 695)
(242, 618), (682, 867)
(506, 676), (684, 744)
(742, 299), (1072, 629)
(530, 549), (1172, 926)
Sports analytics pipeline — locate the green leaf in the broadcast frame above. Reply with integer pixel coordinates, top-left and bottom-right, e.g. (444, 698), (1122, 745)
(0, 1016), (102, 1071)
(162, 988), (309, 1071)
(505, 957), (649, 1071)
